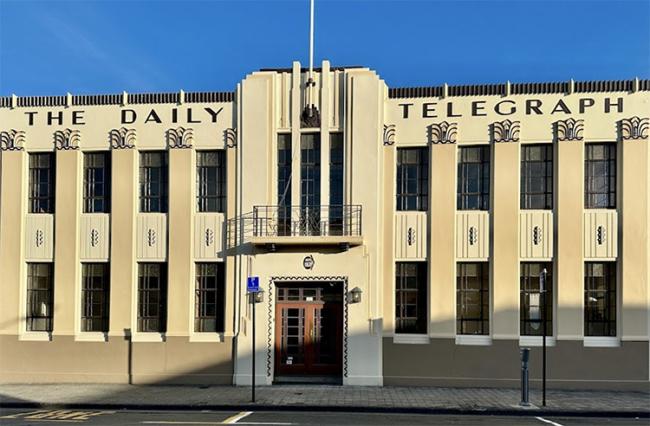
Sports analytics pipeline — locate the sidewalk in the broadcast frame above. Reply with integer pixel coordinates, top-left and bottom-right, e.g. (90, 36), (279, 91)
(1, 384), (648, 417)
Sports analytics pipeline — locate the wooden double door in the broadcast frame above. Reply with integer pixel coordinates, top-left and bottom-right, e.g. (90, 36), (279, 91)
(274, 282), (343, 377)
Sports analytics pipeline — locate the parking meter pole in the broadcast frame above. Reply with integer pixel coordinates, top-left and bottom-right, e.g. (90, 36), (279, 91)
(251, 293), (256, 403)
(520, 348), (530, 406)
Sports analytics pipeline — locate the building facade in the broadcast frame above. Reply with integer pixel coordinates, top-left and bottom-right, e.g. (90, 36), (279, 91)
(0, 62), (648, 390)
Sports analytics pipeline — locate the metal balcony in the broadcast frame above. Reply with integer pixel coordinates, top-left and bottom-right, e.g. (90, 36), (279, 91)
(249, 205), (363, 249)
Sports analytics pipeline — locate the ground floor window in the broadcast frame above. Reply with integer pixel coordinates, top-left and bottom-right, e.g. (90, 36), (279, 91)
(137, 263), (167, 333)
(585, 262), (616, 337)
(456, 262), (489, 335)
(195, 263), (225, 333)
(395, 262), (427, 334)
(520, 262), (553, 336)
(27, 263), (54, 332)
(81, 263), (110, 332)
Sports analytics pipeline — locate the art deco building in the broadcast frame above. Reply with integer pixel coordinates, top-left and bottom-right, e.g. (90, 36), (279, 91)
(0, 62), (648, 390)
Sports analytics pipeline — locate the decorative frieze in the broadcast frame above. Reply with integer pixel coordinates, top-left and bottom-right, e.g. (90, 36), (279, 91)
(167, 126), (194, 149)
(491, 119), (520, 143)
(53, 128), (81, 150)
(618, 116), (648, 140)
(383, 124), (396, 146)
(428, 121), (458, 144)
(109, 127), (136, 149)
(0, 129), (25, 151)
(224, 128), (237, 148)
(554, 118), (584, 141)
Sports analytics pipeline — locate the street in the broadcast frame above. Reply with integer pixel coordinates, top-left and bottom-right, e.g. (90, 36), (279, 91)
(0, 408), (646, 426)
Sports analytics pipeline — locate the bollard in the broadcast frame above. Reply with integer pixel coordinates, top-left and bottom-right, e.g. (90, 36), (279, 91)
(520, 348), (531, 406)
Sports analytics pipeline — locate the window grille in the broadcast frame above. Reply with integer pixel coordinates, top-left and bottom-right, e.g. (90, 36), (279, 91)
(194, 263), (225, 333)
(456, 262), (489, 335)
(137, 263), (167, 333)
(457, 146), (490, 211)
(396, 148), (429, 211)
(196, 151), (226, 213)
(139, 152), (168, 213)
(300, 133), (321, 235)
(29, 153), (55, 213)
(520, 262), (553, 336)
(329, 133), (344, 235)
(277, 134), (292, 236)
(585, 143), (616, 209)
(81, 263), (110, 332)
(395, 262), (427, 334)
(27, 263), (53, 331)
(83, 152), (111, 213)
(521, 145), (553, 210)
(584, 262), (617, 337)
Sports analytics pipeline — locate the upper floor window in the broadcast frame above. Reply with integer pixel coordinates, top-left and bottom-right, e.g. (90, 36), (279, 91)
(520, 262), (553, 336)
(329, 133), (344, 235)
(457, 146), (490, 211)
(585, 143), (616, 209)
(195, 263), (225, 333)
(396, 148), (428, 211)
(137, 263), (167, 333)
(300, 133), (321, 235)
(83, 152), (111, 213)
(277, 134), (292, 236)
(27, 263), (53, 332)
(81, 263), (110, 332)
(395, 262), (427, 334)
(196, 151), (226, 213)
(456, 262), (489, 335)
(29, 153), (55, 213)
(585, 262), (616, 337)
(139, 152), (168, 213)
(521, 145), (553, 210)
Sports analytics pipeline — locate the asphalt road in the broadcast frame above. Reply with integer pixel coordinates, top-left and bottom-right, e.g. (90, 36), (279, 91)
(0, 408), (647, 426)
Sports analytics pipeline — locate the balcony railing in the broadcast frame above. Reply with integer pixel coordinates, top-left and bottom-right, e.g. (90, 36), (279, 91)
(252, 205), (362, 238)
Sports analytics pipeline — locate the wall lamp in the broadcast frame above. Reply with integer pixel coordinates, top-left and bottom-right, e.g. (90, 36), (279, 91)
(250, 290), (264, 304)
(349, 287), (363, 304)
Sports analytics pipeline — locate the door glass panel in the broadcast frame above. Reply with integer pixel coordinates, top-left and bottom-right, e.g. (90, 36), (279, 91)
(281, 307), (304, 365)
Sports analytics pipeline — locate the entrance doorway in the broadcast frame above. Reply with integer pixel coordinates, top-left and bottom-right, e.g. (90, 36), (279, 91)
(274, 282), (343, 383)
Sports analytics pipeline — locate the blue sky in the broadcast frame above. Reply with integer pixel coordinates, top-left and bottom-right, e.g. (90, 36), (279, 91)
(1, 0), (648, 96)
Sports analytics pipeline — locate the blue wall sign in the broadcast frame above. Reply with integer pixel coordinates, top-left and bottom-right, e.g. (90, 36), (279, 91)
(247, 276), (260, 293)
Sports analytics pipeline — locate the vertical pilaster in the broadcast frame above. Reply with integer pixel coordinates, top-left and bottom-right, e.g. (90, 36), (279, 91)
(492, 142), (520, 338)
(383, 144), (396, 333)
(225, 145), (237, 335)
(429, 144), (456, 337)
(109, 148), (137, 336)
(167, 147), (193, 336)
(0, 151), (26, 335)
(320, 61), (331, 216)
(290, 62), (301, 210)
(621, 137), (649, 340)
(53, 149), (81, 335)
(556, 139), (584, 339)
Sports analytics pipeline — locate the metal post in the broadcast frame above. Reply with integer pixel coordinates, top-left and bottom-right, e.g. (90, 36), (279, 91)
(541, 268), (547, 407)
(251, 292), (256, 403)
(520, 348), (530, 406)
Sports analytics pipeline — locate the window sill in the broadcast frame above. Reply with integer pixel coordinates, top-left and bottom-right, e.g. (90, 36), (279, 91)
(130, 333), (166, 343)
(519, 336), (556, 347)
(19, 332), (52, 342)
(584, 336), (620, 347)
(393, 334), (429, 345)
(456, 335), (492, 346)
(75, 332), (108, 342)
(189, 333), (225, 343)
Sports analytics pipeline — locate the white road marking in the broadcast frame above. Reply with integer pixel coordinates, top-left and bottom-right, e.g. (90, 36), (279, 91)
(224, 411), (253, 424)
(536, 417), (564, 426)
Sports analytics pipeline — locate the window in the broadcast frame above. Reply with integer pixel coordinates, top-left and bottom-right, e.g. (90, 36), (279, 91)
(195, 263), (225, 333)
(300, 133), (321, 234)
(329, 133), (344, 235)
(26, 263), (53, 332)
(83, 152), (111, 213)
(81, 263), (110, 332)
(585, 143), (616, 209)
(196, 151), (226, 213)
(585, 262), (617, 337)
(457, 146), (490, 211)
(520, 263), (553, 336)
(137, 263), (167, 333)
(396, 148), (428, 211)
(139, 152), (168, 213)
(277, 134), (292, 236)
(521, 145), (553, 210)
(395, 262), (427, 334)
(29, 153), (55, 213)
(456, 262), (489, 335)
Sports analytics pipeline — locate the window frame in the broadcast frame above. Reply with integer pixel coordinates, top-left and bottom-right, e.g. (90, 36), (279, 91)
(456, 262), (490, 335)
(457, 146), (490, 211)
(520, 144), (553, 210)
(139, 151), (169, 213)
(396, 147), (429, 212)
(329, 132), (344, 235)
(395, 262), (428, 334)
(83, 152), (111, 213)
(81, 263), (110, 333)
(28, 153), (55, 214)
(277, 133), (292, 236)
(137, 263), (167, 333)
(194, 263), (225, 333)
(196, 150), (226, 213)
(519, 262), (553, 336)
(584, 143), (617, 209)
(26, 263), (54, 332)
(584, 262), (617, 337)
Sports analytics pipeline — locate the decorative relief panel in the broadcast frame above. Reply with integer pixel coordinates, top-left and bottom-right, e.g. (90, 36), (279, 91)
(554, 118), (584, 141)
(519, 211), (553, 259)
(25, 214), (54, 261)
(428, 121), (458, 144)
(109, 127), (136, 149)
(224, 128), (237, 148)
(80, 214), (109, 261)
(383, 124), (396, 146)
(194, 213), (225, 261)
(136, 214), (167, 261)
(618, 116), (649, 140)
(394, 212), (427, 260)
(584, 210), (618, 259)
(166, 127), (194, 149)
(456, 211), (489, 260)
(491, 119), (520, 143)
(53, 129), (80, 150)
(0, 129), (26, 151)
